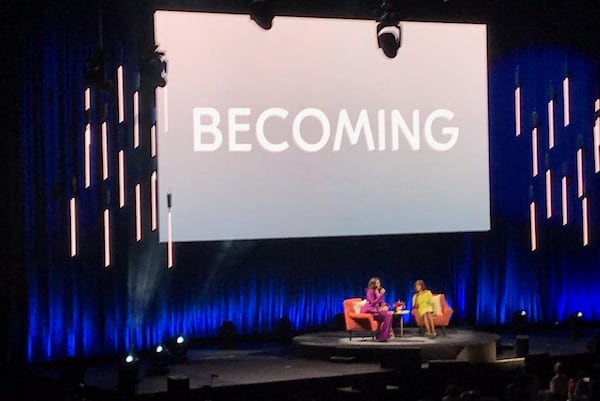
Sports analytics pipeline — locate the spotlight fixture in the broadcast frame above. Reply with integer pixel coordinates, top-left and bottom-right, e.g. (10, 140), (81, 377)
(140, 45), (167, 88)
(511, 309), (528, 335)
(249, 0), (274, 30)
(147, 344), (170, 376)
(376, 0), (401, 58)
(170, 335), (188, 362)
(568, 311), (584, 337)
(118, 353), (139, 396)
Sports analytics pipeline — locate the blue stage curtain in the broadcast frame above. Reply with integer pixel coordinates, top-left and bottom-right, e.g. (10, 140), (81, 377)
(17, 5), (600, 363)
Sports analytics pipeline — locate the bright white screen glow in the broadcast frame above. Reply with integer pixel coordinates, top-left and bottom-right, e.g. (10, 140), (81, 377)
(154, 11), (491, 242)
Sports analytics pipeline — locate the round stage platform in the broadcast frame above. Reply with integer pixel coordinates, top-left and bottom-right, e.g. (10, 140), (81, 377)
(293, 328), (500, 365)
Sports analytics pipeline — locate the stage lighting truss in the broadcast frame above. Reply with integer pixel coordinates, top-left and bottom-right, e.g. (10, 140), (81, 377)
(376, 0), (402, 58)
(249, 0), (274, 30)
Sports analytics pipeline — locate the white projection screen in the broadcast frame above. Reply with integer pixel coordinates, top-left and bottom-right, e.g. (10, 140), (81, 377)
(154, 11), (490, 242)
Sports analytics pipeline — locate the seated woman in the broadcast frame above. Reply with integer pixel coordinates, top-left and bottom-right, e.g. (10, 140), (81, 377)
(360, 277), (393, 341)
(412, 279), (436, 337)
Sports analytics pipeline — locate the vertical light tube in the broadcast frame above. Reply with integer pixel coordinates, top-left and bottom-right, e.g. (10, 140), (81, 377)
(84, 87), (91, 112)
(133, 91), (140, 148)
(577, 148), (584, 197)
(595, 122), (600, 174)
(562, 176), (568, 226)
(151, 172), (157, 231)
(70, 197), (77, 257)
(563, 76), (570, 127)
(546, 169), (552, 218)
(167, 210), (173, 268)
(595, 99), (600, 173)
(548, 99), (555, 149)
(135, 183), (141, 241)
(104, 208), (111, 267)
(117, 65), (125, 123)
(84, 123), (91, 188)
(582, 197), (589, 246)
(530, 201), (537, 251)
(101, 121), (108, 180)
(515, 86), (521, 136)
(532, 127), (539, 177)
(118, 150), (125, 207)
(151, 124), (157, 157)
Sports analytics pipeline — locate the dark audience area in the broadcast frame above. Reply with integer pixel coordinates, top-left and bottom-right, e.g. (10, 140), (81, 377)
(3, 332), (600, 401)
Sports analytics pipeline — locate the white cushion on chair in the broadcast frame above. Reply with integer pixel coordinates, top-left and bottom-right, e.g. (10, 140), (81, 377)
(353, 299), (367, 313)
(432, 295), (442, 316)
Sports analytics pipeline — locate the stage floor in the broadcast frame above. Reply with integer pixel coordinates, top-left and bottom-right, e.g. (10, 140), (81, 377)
(77, 328), (595, 398)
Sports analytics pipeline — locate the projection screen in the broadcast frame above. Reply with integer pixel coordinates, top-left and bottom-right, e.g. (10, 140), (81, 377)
(154, 11), (490, 242)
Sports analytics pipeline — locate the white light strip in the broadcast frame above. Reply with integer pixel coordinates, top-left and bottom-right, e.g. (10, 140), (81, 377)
(84, 87), (91, 112)
(101, 121), (108, 180)
(117, 66), (124, 123)
(135, 183), (142, 241)
(532, 127), (539, 177)
(595, 122), (600, 174)
(151, 171), (157, 231)
(133, 91), (140, 148)
(70, 197), (77, 257)
(583, 197), (589, 246)
(84, 123), (91, 188)
(167, 210), (173, 268)
(546, 169), (552, 219)
(562, 176), (568, 226)
(595, 99), (600, 173)
(581, 197), (590, 246)
(151, 124), (156, 157)
(118, 150), (125, 207)
(563, 76), (570, 127)
(515, 86), (521, 136)
(577, 148), (584, 197)
(548, 99), (555, 149)
(530, 201), (537, 251)
(104, 208), (111, 267)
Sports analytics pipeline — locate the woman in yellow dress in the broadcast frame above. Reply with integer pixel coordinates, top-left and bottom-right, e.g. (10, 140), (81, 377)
(412, 279), (436, 337)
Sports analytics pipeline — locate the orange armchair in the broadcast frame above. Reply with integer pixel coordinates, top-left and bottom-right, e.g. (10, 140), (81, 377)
(343, 298), (379, 341)
(411, 293), (453, 335)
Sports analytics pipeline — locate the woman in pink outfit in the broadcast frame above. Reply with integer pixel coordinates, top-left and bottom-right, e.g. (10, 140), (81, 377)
(360, 277), (393, 341)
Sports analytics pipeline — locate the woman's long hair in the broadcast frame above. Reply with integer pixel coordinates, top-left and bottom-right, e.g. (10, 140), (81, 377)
(367, 277), (380, 290)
